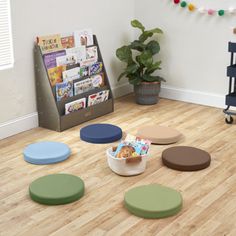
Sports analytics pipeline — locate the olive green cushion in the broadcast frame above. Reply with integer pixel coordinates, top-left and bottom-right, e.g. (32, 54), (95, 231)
(29, 174), (84, 205)
(124, 184), (182, 218)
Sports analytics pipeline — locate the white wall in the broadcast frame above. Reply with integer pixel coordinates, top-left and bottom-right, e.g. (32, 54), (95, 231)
(0, 0), (134, 126)
(135, 0), (236, 107)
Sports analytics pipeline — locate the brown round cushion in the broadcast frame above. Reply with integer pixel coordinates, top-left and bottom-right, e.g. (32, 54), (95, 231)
(162, 146), (211, 171)
(137, 126), (182, 144)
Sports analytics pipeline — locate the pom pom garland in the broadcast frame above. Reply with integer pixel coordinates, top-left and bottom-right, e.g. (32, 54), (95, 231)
(172, 1), (236, 16)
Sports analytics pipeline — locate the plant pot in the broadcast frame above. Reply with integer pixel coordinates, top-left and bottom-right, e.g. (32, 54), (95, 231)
(134, 82), (161, 105)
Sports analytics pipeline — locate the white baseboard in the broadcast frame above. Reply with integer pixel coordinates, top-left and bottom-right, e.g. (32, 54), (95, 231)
(0, 84), (225, 140)
(0, 112), (38, 140)
(160, 85), (225, 108)
(112, 83), (133, 98)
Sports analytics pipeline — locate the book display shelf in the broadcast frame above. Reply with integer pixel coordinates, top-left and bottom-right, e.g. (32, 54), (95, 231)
(34, 35), (114, 132)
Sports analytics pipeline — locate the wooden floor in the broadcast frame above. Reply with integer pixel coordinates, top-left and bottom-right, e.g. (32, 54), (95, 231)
(0, 95), (236, 236)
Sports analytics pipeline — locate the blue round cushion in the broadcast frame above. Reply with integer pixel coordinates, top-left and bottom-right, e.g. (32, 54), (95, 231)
(80, 124), (122, 144)
(23, 141), (71, 165)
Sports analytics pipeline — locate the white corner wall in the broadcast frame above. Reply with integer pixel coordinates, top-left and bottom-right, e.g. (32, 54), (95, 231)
(1, 0), (235, 139)
(135, 0), (236, 108)
(0, 0), (135, 139)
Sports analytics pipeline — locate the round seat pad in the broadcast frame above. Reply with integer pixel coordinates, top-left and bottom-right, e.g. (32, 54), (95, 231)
(23, 141), (70, 165)
(124, 184), (182, 219)
(29, 174), (84, 205)
(162, 146), (211, 171)
(80, 124), (122, 144)
(137, 126), (182, 144)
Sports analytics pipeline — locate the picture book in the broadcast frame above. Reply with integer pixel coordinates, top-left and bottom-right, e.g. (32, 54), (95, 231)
(86, 46), (98, 62)
(65, 98), (86, 115)
(80, 58), (97, 67)
(87, 90), (109, 107)
(55, 81), (73, 101)
(43, 50), (66, 69)
(89, 62), (103, 75)
(114, 135), (151, 159)
(61, 33), (75, 49)
(63, 66), (89, 81)
(90, 73), (105, 87)
(37, 34), (63, 54)
(74, 29), (94, 47)
(66, 46), (86, 62)
(56, 54), (78, 66)
(47, 65), (66, 87)
(74, 78), (93, 95)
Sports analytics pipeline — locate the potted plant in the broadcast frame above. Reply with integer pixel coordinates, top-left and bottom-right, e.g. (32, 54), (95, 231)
(116, 19), (165, 105)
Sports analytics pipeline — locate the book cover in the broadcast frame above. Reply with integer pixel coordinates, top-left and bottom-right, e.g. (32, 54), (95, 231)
(37, 34), (63, 54)
(47, 65), (66, 86)
(90, 73), (105, 87)
(86, 46), (98, 62)
(43, 50), (66, 69)
(63, 66), (89, 81)
(61, 33), (75, 49)
(66, 46), (86, 62)
(74, 29), (94, 47)
(89, 62), (103, 75)
(65, 97), (86, 115)
(80, 58), (97, 67)
(55, 81), (73, 101)
(74, 78), (94, 95)
(87, 90), (109, 107)
(56, 54), (78, 66)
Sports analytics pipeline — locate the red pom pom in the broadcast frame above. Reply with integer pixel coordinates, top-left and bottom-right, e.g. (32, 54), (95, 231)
(174, 0), (180, 4)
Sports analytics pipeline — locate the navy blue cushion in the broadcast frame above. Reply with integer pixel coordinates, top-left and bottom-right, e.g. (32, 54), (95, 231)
(80, 124), (122, 143)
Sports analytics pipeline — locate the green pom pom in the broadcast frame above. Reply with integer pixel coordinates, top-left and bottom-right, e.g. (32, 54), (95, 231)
(218, 10), (225, 16)
(180, 1), (187, 8)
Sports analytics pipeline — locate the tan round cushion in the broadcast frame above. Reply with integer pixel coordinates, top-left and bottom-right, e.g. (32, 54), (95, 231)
(137, 126), (182, 144)
(162, 146), (211, 171)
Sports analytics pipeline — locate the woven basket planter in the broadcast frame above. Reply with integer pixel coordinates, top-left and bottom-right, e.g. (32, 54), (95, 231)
(134, 82), (161, 105)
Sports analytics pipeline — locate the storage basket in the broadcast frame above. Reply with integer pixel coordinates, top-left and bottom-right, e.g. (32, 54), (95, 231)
(106, 147), (148, 176)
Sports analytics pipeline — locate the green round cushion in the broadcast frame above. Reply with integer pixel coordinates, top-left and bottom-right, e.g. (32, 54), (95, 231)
(29, 174), (84, 205)
(124, 184), (182, 218)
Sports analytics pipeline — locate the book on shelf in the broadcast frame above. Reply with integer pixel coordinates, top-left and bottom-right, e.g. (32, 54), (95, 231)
(74, 29), (94, 47)
(47, 65), (66, 86)
(90, 73), (105, 87)
(61, 33), (75, 49)
(66, 46), (86, 62)
(43, 50), (66, 69)
(55, 81), (73, 101)
(89, 62), (103, 75)
(86, 46), (98, 62)
(56, 54), (78, 67)
(88, 90), (109, 107)
(62, 66), (89, 81)
(37, 34), (63, 54)
(65, 97), (86, 115)
(74, 78), (94, 96)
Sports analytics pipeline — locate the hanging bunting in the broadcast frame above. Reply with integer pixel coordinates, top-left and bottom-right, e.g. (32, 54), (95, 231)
(172, 0), (236, 16)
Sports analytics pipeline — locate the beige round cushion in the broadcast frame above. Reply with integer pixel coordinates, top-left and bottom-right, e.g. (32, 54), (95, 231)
(137, 126), (182, 144)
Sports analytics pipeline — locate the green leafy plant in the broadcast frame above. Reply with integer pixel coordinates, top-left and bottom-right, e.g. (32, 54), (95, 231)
(116, 19), (165, 86)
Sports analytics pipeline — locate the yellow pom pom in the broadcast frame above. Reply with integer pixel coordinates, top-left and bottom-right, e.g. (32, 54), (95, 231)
(188, 3), (195, 11)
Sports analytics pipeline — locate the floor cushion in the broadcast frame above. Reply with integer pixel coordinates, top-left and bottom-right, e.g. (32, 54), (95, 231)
(137, 125), (182, 144)
(29, 174), (84, 205)
(80, 123), (122, 144)
(124, 184), (183, 218)
(162, 146), (211, 171)
(23, 141), (70, 165)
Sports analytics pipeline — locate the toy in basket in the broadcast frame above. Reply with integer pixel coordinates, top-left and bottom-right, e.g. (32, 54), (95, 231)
(106, 134), (151, 176)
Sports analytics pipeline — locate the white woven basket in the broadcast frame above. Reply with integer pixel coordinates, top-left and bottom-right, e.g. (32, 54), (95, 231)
(106, 147), (148, 176)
